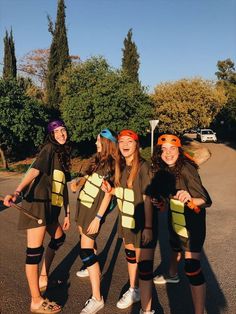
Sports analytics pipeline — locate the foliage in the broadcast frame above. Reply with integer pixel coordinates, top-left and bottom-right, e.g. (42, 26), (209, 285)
(140, 146), (151, 162)
(0, 79), (48, 162)
(18, 49), (80, 90)
(59, 57), (154, 142)
(214, 58), (236, 135)
(151, 78), (227, 133)
(3, 29), (17, 80)
(46, 0), (71, 110)
(18, 49), (50, 88)
(215, 59), (236, 84)
(122, 28), (140, 83)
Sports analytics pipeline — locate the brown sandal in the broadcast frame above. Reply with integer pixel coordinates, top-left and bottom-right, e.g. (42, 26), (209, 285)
(30, 299), (61, 313)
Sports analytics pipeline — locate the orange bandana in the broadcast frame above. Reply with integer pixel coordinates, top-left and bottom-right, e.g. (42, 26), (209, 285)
(118, 129), (139, 141)
(157, 134), (181, 147)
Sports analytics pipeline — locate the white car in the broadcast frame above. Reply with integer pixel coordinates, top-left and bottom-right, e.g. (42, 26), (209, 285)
(198, 129), (217, 143)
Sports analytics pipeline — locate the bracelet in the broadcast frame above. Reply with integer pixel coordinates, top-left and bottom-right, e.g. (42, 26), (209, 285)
(96, 214), (102, 220)
(144, 226), (152, 230)
(66, 212), (70, 217)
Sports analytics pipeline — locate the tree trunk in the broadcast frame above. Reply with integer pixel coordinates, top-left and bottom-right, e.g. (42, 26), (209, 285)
(0, 147), (8, 169)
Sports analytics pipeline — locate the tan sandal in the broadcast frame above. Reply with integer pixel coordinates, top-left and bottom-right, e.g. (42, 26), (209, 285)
(30, 299), (61, 313)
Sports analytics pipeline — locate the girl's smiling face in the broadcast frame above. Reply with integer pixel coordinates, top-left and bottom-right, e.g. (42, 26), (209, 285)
(118, 136), (137, 160)
(161, 143), (179, 167)
(54, 126), (67, 145)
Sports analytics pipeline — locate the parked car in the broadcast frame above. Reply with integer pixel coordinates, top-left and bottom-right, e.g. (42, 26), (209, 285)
(197, 129), (217, 142)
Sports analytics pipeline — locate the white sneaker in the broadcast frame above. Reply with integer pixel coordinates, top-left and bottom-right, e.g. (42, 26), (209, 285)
(140, 310), (155, 314)
(153, 274), (180, 284)
(80, 296), (104, 314)
(76, 268), (89, 278)
(116, 287), (140, 309)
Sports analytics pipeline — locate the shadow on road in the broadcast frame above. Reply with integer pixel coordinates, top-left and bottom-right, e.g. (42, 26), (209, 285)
(154, 210), (228, 314)
(45, 216), (121, 308)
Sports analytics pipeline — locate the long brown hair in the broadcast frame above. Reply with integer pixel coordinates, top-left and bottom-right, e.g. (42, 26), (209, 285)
(115, 140), (142, 188)
(86, 134), (117, 177)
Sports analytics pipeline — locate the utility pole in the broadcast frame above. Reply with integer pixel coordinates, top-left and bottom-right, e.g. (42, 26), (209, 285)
(149, 120), (159, 155)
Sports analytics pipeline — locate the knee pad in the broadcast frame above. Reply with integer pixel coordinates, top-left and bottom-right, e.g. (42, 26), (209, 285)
(125, 249), (136, 264)
(79, 248), (98, 268)
(138, 260), (153, 281)
(184, 258), (205, 286)
(48, 233), (66, 251)
(26, 246), (44, 265)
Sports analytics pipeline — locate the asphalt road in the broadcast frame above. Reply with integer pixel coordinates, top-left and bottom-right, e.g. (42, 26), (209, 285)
(0, 142), (236, 314)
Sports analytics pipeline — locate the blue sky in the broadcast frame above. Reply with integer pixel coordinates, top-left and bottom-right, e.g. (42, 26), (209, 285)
(0, 0), (235, 92)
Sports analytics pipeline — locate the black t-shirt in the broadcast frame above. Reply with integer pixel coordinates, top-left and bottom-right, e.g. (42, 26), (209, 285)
(18, 143), (70, 229)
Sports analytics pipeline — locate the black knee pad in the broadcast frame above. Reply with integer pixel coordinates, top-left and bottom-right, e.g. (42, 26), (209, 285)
(125, 249), (136, 264)
(48, 233), (66, 251)
(138, 260), (153, 281)
(26, 246), (44, 265)
(184, 258), (205, 286)
(79, 248), (98, 268)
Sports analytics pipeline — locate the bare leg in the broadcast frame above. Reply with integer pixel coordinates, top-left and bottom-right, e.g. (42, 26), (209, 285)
(26, 226), (46, 309)
(136, 248), (155, 312)
(169, 250), (182, 276)
(185, 251), (205, 314)
(81, 232), (102, 301)
(190, 283), (206, 314)
(39, 223), (63, 288)
(125, 243), (139, 288)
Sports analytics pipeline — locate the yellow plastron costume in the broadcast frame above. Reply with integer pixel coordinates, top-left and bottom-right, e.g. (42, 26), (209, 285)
(170, 199), (189, 239)
(115, 187), (135, 229)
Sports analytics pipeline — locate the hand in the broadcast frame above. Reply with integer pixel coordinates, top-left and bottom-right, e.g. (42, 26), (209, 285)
(70, 177), (86, 193)
(174, 190), (192, 204)
(70, 180), (78, 193)
(62, 216), (71, 230)
(3, 194), (17, 207)
(101, 180), (112, 193)
(87, 217), (100, 234)
(142, 228), (153, 246)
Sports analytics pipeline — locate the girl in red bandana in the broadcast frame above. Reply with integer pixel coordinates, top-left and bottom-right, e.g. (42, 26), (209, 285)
(103, 129), (157, 314)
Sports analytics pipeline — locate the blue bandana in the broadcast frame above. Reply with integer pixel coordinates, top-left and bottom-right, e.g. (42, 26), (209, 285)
(100, 128), (117, 143)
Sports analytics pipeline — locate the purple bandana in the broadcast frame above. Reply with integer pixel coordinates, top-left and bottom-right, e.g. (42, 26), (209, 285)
(47, 120), (65, 133)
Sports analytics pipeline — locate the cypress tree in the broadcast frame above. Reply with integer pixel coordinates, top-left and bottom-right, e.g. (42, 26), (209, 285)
(3, 29), (17, 80)
(122, 28), (140, 83)
(46, 0), (70, 110)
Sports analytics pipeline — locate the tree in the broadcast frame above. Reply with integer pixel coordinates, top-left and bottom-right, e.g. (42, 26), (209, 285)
(18, 49), (50, 88)
(151, 78), (227, 134)
(215, 59), (236, 84)
(18, 49), (79, 89)
(3, 29), (17, 80)
(122, 28), (140, 83)
(46, 0), (71, 110)
(0, 79), (48, 168)
(214, 59), (236, 135)
(59, 57), (153, 143)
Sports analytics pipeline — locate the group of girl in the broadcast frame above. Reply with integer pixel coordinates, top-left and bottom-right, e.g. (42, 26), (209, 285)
(4, 120), (211, 314)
